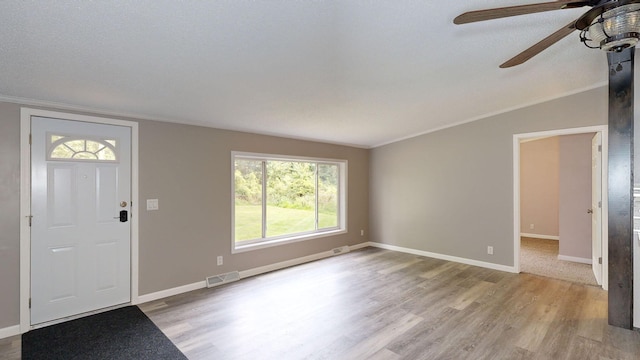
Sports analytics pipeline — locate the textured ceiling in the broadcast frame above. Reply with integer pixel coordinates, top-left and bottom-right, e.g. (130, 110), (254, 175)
(0, 1), (610, 148)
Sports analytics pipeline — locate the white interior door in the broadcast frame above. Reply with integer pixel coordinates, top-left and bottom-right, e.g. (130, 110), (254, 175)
(30, 116), (131, 325)
(591, 132), (602, 285)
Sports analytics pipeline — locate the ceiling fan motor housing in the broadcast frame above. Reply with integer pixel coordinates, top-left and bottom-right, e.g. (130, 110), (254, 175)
(587, 3), (640, 51)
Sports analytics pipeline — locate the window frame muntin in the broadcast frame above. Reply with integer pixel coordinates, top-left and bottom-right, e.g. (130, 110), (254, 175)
(231, 151), (347, 253)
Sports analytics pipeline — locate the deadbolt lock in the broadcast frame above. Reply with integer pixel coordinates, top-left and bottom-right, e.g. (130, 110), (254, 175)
(120, 201), (128, 208)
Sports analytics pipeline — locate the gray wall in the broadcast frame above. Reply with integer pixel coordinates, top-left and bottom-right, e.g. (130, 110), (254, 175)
(370, 86), (607, 267)
(137, 119), (370, 294)
(559, 133), (593, 260)
(0, 103), (21, 331)
(0, 101), (369, 329)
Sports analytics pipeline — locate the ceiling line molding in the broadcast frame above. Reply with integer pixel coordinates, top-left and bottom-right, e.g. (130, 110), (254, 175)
(0, 94), (370, 149)
(0, 94), (179, 125)
(372, 81), (608, 148)
(0, 79), (608, 150)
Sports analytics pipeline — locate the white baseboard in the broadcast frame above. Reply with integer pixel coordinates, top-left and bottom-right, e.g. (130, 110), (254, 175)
(520, 233), (559, 241)
(137, 281), (206, 304)
(136, 241), (515, 307)
(0, 325), (20, 340)
(348, 242), (370, 251)
(368, 242), (518, 273)
(558, 255), (592, 264)
(137, 242), (370, 304)
(239, 250), (334, 278)
(239, 242), (370, 278)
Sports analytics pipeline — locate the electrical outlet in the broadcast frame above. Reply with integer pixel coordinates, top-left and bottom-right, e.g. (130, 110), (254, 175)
(530, 223), (534, 230)
(487, 246), (494, 255)
(360, 229), (364, 236)
(217, 256), (223, 266)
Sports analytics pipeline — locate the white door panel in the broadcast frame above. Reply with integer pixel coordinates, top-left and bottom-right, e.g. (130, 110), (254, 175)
(31, 116), (131, 325)
(96, 166), (119, 223)
(48, 165), (78, 227)
(48, 246), (77, 302)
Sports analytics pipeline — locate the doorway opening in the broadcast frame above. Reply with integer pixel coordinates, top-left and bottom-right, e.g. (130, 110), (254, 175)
(513, 125), (608, 290)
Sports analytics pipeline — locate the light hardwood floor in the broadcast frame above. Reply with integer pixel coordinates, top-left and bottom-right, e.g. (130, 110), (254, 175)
(2, 247), (640, 359)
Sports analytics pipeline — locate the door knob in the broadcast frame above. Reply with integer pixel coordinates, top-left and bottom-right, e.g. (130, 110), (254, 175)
(587, 209), (593, 214)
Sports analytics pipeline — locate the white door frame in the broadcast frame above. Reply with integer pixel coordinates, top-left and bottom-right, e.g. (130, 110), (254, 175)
(513, 125), (608, 290)
(19, 108), (140, 332)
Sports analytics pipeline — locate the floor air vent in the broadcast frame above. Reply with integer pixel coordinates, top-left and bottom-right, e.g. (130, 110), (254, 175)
(206, 271), (240, 288)
(332, 246), (350, 255)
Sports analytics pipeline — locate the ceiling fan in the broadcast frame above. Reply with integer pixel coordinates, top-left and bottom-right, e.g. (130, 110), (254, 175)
(454, 0), (640, 68)
(456, 1), (637, 330)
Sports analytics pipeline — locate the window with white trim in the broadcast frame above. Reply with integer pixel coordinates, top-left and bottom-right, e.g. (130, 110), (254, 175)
(232, 152), (347, 252)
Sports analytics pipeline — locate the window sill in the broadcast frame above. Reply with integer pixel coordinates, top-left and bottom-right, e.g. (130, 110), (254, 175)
(232, 229), (347, 254)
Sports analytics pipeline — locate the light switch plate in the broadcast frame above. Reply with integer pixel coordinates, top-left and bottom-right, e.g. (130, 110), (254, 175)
(147, 199), (159, 211)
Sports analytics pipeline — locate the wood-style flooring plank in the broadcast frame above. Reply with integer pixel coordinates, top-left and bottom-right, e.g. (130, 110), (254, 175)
(0, 335), (20, 360)
(343, 311), (423, 359)
(449, 280), (494, 310)
(576, 287), (607, 343)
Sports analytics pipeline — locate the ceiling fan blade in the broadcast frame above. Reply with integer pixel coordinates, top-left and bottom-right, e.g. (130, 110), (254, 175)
(453, 0), (590, 25)
(500, 21), (577, 68)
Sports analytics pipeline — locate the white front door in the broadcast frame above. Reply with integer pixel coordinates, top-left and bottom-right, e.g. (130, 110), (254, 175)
(30, 116), (131, 325)
(591, 132), (602, 285)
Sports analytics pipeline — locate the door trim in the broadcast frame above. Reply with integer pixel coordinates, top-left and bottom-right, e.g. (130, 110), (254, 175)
(19, 108), (139, 332)
(513, 125), (608, 290)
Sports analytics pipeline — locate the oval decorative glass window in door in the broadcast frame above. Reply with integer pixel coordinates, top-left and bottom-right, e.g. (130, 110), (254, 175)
(47, 134), (118, 162)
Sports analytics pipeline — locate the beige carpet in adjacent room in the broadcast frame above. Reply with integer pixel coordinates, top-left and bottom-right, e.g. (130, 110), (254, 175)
(520, 237), (598, 286)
